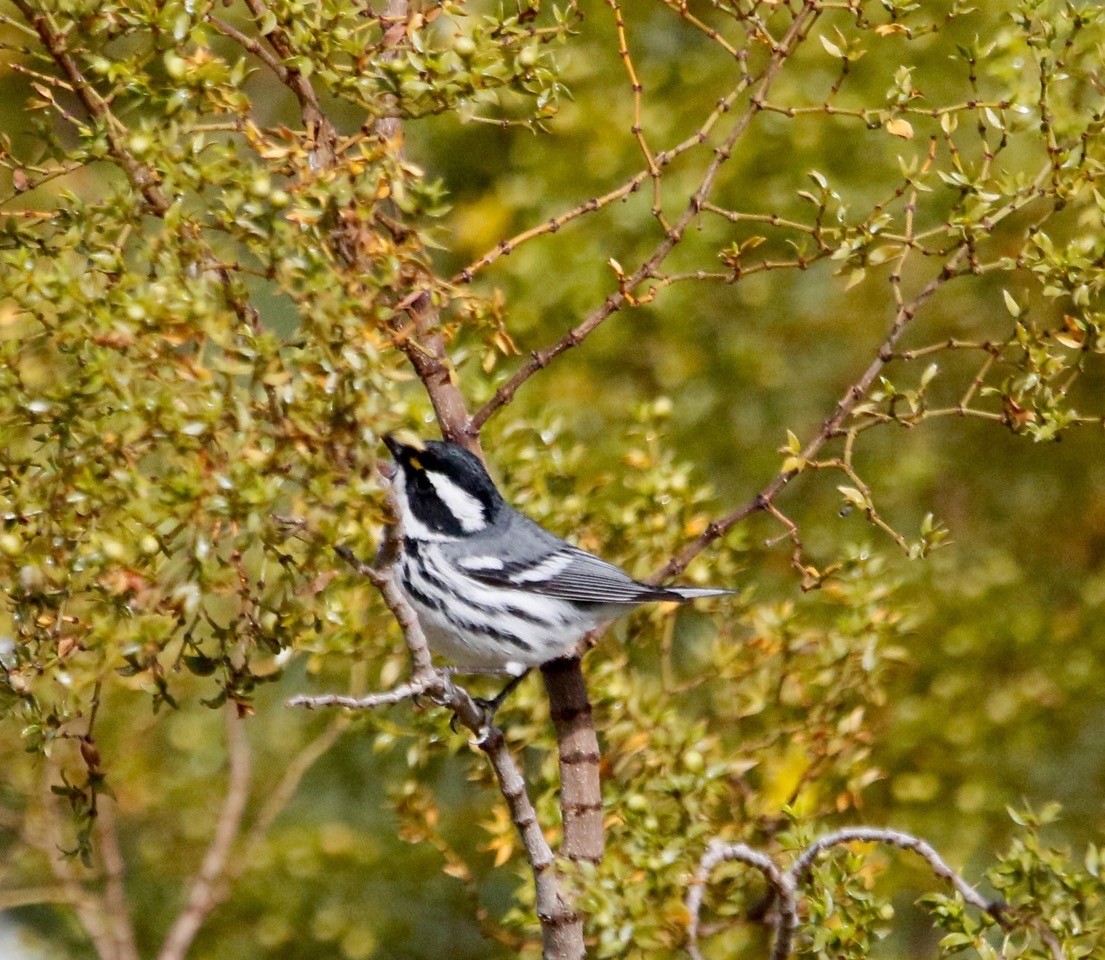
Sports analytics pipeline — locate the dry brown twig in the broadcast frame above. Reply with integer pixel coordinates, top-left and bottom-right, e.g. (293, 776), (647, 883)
(469, 1), (823, 435)
(654, 164), (1053, 583)
(30, 757), (119, 960)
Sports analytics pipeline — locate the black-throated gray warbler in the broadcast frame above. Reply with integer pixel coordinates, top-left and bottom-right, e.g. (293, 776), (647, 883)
(383, 435), (731, 683)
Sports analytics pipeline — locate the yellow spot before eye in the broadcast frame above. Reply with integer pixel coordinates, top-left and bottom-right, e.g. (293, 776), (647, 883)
(408, 456), (423, 471)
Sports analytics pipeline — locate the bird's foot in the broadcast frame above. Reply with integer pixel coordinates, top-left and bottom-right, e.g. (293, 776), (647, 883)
(450, 671), (530, 733)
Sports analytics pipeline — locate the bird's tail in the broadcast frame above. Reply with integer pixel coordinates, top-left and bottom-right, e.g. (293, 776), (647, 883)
(664, 585), (735, 600)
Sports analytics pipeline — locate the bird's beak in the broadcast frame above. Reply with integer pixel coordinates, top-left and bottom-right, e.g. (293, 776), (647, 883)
(382, 434), (403, 459)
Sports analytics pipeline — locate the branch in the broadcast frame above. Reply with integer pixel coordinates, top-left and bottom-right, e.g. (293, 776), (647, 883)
(652, 249), (967, 581)
(787, 827), (992, 912)
(541, 658), (603, 864)
(206, 15), (291, 85)
(288, 679), (432, 712)
(9, 0), (170, 213)
(222, 0), (583, 946)
(654, 164), (1052, 583)
(157, 707), (252, 960)
(687, 839), (797, 960)
(481, 725), (583, 960)
(289, 530), (584, 959)
(469, 2), (821, 433)
(393, 291), (482, 452)
(9, 0), (268, 342)
(96, 798), (140, 960)
(687, 827), (1023, 960)
(239, 0), (336, 167)
(0, 885), (78, 910)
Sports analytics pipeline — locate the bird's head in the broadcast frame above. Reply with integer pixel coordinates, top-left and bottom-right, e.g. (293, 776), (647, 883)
(383, 435), (503, 539)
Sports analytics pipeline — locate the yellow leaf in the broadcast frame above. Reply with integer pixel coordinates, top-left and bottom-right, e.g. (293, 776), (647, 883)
(442, 861), (470, 880)
(493, 839), (514, 868)
(875, 23), (909, 35)
(837, 485), (867, 508)
(885, 118), (914, 139)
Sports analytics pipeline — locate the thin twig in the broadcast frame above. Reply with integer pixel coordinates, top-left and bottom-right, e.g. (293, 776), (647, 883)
(654, 169), (1052, 583)
(35, 758), (117, 960)
(207, 15), (291, 84)
(288, 678), (433, 711)
(470, 2), (821, 434)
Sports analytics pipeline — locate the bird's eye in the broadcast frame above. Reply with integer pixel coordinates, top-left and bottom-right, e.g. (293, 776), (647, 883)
(411, 471), (432, 494)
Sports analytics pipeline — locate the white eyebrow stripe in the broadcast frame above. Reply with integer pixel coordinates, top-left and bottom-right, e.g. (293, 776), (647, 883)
(459, 555), (505, 571)
(508, 553), (572, 583)
(425, 470), (487, 533)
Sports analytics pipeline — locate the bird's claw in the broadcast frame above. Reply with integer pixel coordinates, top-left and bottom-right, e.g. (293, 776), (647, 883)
(473, 696), (500, 729)
(449, 697), (498, 735)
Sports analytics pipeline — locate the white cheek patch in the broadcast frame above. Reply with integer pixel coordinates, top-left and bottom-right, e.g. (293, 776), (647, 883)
(508, 553), (572, 583)
(425, 470), (487, 533)
(459, 555), (505, 571)
(392, 470), (447, 541)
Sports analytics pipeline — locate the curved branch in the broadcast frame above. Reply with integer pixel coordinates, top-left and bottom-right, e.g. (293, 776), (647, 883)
(787, 827), (993, 912)
(685, 826), (1069, 960)
(687, 839), (798, 960)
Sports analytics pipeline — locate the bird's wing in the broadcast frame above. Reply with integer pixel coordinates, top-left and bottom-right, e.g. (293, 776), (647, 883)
(457, 544), (675, 605)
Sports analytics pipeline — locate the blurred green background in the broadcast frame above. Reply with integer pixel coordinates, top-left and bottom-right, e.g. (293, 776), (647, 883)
(1, 0), (1103, 957)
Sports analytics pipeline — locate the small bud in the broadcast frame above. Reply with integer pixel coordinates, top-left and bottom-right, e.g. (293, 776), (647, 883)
(128, 133), (153, 156)
(101, 538), (127, 562)
(452, 36), (477, 58)
(683, 750), (705, 773)
(164, 53), (188, 79)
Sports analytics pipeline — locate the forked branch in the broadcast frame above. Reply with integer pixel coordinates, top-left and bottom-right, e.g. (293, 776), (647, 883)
(288, 525), (584, 960)
(686, 827), (1061, 960)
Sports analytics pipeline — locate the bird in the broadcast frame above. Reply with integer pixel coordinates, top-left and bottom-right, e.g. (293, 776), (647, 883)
(382, 434), (732, 710)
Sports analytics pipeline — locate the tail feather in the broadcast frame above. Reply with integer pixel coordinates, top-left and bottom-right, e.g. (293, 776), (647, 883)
(664, 585), (735, 601)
